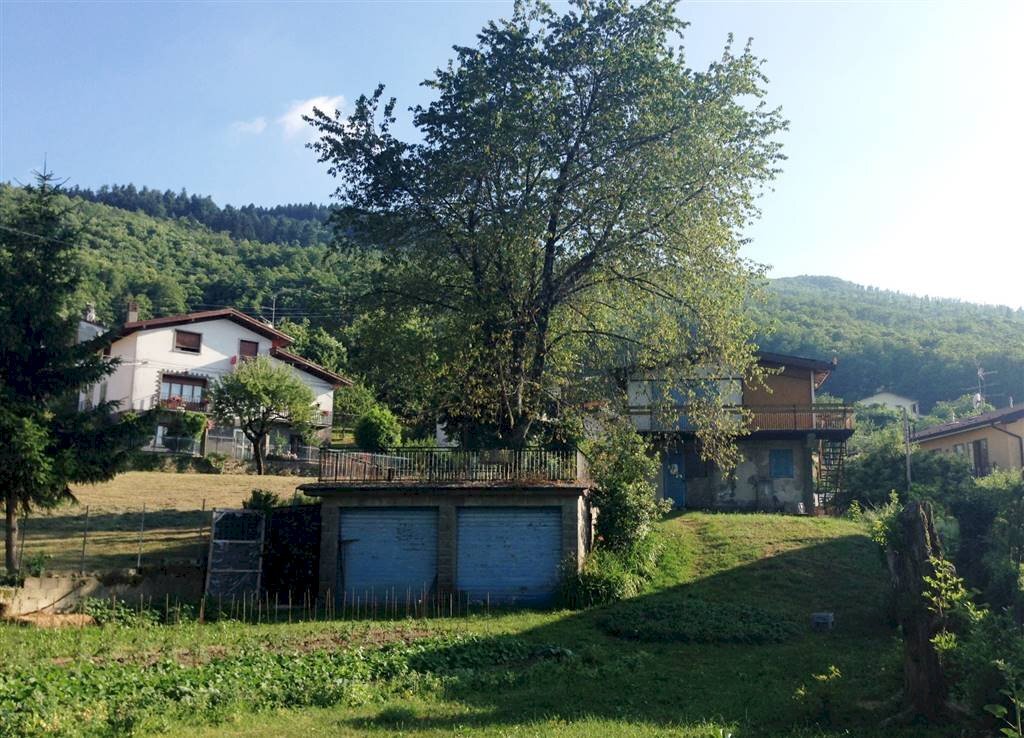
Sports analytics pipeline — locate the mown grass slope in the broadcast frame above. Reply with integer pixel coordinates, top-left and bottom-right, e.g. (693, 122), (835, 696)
(0, 512), (944, 737)
(1, 472), (312, 571)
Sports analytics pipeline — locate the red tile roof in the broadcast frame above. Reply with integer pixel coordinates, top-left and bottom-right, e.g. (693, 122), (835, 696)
(119, 308), (294, 344)
(117, 308), (351, 387)
(270, 347), (351, 387)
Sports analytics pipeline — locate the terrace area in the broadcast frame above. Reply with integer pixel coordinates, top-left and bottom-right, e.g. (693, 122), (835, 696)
(630, 403), (855, 438)
(317, 447), (586, 484)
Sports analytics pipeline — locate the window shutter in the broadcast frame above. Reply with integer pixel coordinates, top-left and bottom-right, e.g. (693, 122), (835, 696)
(175, 330), (201, 352)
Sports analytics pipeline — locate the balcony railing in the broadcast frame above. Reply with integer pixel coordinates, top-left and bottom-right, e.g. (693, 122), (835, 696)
(160, 398), (210, 413)
(630, 403), (854, 434)
(318, 447), (583, 484)
(746, 404), (855, 432)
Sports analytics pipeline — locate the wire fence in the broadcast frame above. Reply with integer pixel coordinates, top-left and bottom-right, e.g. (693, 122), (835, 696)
(7, 502), (213, 574)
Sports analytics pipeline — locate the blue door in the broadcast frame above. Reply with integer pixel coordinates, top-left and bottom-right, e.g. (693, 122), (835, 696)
(338, 508), (438, 603)
(663, 449), (687, 508)
(456, 507), (562, 605)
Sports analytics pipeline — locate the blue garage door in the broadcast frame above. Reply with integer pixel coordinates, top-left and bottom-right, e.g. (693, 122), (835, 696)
(339, 508), (437, 602)
(456, 507), (562, 606)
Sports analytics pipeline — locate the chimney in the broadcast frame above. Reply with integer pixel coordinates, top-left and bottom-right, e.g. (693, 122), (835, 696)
(126, 300), (139, 323)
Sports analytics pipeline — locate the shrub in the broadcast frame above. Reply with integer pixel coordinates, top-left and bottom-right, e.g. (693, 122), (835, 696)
(584, 421), (667, 553)
(242, 488), (281, 511)
(354, 406), (402, 452)
(82, 597), (161, 627)
(561, 549), (644, 608)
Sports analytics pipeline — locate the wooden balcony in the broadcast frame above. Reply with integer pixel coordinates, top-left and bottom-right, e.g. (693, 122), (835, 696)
(630, 403), (854, 437)
(318, 447), (584, 484)
(746, 404), (855, 433)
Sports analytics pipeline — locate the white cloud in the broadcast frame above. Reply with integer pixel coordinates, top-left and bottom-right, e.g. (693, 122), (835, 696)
(230, 117), (267, 135)
(277, 95), (344, 138)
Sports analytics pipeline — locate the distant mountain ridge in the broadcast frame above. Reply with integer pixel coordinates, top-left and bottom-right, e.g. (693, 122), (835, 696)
(756, 275), (1024, 410)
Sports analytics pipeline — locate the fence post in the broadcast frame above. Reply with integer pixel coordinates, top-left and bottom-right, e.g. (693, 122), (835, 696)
(136, 503), (146, 570)
(197, 498), (206, 562)
(17, 511), (28, 573)
(79, 505), (90, 575)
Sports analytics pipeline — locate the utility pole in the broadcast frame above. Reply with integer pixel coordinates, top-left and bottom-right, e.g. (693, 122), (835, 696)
(903, 407), (913, 492)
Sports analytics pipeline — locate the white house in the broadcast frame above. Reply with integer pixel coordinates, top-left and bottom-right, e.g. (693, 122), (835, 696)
(857, 391), (920, 417)
(85, 306), (349, 456)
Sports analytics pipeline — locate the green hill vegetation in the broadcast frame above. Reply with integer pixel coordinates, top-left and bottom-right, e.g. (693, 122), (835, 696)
(3, 184), (1021, 414)
(757, 275), (1024, 410)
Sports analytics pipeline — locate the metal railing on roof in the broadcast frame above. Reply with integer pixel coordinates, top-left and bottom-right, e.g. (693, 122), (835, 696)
(318, 447), (583, 484)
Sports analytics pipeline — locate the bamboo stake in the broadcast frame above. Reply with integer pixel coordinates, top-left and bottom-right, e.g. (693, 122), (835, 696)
(79, 506), (90, 574)
(136, 503), (146, 570)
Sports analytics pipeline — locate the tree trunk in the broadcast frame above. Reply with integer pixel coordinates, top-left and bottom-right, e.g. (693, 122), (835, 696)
(886, 501), (950, 723)
(253, 440), (266, 475)
(5, 491), (18, 575)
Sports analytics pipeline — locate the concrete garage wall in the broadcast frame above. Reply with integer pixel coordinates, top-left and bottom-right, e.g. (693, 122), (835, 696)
(310, 485), (591, 603)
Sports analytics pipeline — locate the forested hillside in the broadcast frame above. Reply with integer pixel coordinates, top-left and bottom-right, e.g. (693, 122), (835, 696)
(757, 276), (1024, 410)
(0, 184), (364, 329)
(3, 184), (1021, 413)
(66, 184), (332, 246)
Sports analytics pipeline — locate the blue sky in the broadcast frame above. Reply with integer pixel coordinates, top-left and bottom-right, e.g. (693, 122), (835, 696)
(2, 1), (1021, 308)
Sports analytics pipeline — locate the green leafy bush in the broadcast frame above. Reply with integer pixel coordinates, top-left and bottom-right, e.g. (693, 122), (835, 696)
(561, 535), (661, 608)
(584, 421), (667, 553)
(241, 489), (281, 511)
(598, 597), (799, 644)
(793, 665), (843, 725)
(82, 597), (161, 627)
(354, 406), (402, 452)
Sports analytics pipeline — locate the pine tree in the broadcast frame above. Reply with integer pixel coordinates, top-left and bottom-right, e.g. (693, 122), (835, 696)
(0, 170), (143, 574)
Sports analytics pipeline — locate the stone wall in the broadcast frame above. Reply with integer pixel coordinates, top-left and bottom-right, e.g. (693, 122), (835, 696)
(0, 566), (204, 617)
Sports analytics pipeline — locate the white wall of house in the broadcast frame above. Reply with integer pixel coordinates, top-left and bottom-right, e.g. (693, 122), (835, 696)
(93, 318), (334, 420)
(858, 391), (919, 416)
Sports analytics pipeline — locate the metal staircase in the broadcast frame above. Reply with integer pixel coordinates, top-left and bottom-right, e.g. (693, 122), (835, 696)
(815, 439), (847, 511)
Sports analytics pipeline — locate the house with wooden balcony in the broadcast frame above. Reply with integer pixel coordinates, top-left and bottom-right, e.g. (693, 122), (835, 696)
(82, 304), (349, 455)
(627, 351), (854, 512)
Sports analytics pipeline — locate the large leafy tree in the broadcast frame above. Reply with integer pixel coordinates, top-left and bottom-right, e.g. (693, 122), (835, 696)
(209, 356), (318, 475)
(0, 171), (142, 574)
(308, 0), (785, 459)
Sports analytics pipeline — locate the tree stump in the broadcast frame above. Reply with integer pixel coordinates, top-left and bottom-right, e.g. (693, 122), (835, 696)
(884, 500), (952, 724)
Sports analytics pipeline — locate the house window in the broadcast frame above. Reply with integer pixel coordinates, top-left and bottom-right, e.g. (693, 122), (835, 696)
(971, 438), (990, 476)
(239, 339), (259, 359)
(953, 443), (965, 456)
(173, 329), (202, 354)
(160, 375), (207, 407)
(769, 449), (795, 479)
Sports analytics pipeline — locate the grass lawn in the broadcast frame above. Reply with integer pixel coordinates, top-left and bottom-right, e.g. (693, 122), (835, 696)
(0, 512), (955, 737)
(3, 471), (313, 571)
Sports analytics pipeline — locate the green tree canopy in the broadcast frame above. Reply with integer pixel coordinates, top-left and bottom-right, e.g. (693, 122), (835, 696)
(308, 0), (785, 458)
(0, 171), (143, 573)
(209, 356), (318, 475)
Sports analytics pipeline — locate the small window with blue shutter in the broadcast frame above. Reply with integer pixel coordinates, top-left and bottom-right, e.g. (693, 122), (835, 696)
(769, 449), (794, 478)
